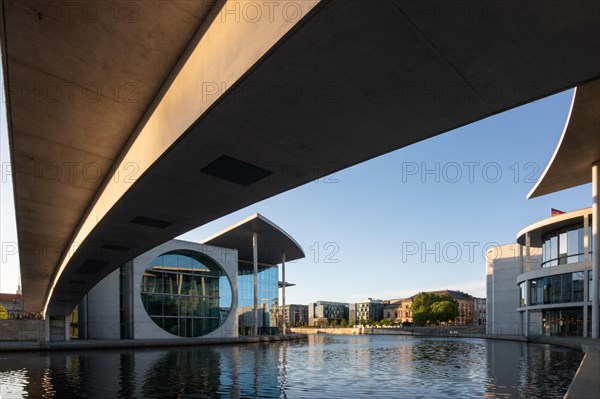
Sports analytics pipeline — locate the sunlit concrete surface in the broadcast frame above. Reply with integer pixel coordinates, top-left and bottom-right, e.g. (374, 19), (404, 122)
(564, 344), (600, 399)
(528, 80), (600, 199)
(2, 1), (600, 315)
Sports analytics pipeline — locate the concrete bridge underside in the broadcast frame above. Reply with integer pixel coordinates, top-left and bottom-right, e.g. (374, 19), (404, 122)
(1, 0), (599, 315)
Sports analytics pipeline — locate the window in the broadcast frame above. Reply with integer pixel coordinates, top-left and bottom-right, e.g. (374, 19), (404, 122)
(542, 224), (588, 267)
(528, 272), (587, 307)
(140, 250), (232, 338)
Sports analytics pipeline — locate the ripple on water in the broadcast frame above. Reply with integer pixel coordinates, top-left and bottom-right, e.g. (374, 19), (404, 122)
(0, 337), (583, 398)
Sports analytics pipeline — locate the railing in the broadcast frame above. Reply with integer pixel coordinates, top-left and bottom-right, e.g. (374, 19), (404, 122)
(541, 252), (592, 268)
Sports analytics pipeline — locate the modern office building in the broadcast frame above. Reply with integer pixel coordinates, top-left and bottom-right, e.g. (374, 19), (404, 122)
(486, 243), (542, 336)
(76, 214), (304, 340)
(281, 304), (308, 327)
(515, 208), (594, 337)
(308, 301), (349, 326)
(524, 79), (599, 339)
(351, 299), (385, 324)
(486, 79), (599, 338)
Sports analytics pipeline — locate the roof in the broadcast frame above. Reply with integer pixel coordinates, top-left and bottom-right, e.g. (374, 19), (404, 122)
(528, 79), (600, 198)
(0, 293), (22, 302)
(516, 207), (592, 246)
(201, 214), (305, 265)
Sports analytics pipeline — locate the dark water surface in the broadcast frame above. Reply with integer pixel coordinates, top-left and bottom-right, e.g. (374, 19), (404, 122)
(0, 335), (583, 398)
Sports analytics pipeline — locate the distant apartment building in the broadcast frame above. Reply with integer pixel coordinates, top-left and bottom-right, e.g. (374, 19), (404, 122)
(281, 304), (308, 326)
(444, 290), (475, 325)
(384, 298), (413, 323)
(308, 301), (349, 326)
(351, 299), (386, 324)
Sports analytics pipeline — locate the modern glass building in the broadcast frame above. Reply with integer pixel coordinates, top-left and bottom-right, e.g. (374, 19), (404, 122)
(140, 250), (233, 338)
(77, 214), (304, 340)
(308, 301), (349, 326)
(201, 214), (304, 337)
(516, 208), (595, 337)
(236, 264), (279, 335)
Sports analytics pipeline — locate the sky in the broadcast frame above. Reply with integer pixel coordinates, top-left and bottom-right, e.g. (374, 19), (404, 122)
(0, 82), (592, 304)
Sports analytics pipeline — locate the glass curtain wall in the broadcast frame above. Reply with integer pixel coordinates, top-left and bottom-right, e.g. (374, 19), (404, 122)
(541, 224), (592, 267)
(237, 264), (279, 336)
(542, 308), (584, 336)
(140, 250), (232, 337)
(529, 272), (585, 305)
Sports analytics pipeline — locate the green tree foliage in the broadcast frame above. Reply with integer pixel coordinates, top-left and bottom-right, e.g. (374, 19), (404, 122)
(0, 304), (8, 320)
(340, 319), (348, 328)
(430, 300), (459, 324)
(411, 292), (459, 325)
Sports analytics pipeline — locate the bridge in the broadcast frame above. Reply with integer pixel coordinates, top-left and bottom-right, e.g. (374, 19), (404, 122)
(1, 0), (599, 317)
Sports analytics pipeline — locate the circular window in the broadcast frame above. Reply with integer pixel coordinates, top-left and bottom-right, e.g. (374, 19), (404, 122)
(140, 250), (232, 337)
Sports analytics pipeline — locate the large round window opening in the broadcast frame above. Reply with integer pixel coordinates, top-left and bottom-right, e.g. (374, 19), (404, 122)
(140, 250), (233, 337)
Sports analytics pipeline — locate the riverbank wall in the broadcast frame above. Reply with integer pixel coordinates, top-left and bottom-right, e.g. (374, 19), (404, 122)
(0, 333), (307, 352)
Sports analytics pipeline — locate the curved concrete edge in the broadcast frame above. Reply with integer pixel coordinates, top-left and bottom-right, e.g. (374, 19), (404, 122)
(565, 346), (600, 399)
(0, 334), (307, 352)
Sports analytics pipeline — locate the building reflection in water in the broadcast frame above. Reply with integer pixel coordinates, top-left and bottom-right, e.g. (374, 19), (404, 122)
(0, 337), (581, 398)
(0, 343), (283, 398)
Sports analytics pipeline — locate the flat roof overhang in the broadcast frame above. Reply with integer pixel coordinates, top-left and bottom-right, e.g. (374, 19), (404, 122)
(201, 213), (304, 265)
(516, 207), (592, 247)
(528, 79), (600, 199)
(3, 1), (600, 315)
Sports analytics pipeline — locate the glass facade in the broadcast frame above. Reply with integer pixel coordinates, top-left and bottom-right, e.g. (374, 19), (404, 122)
(542, 308), (584, 336)
(529, 272), (584, 306)
(140, 250), (232, 337)
(541, 224), (592, 267)
(519, 283), (526, 307)
(237, 264), (279, 336)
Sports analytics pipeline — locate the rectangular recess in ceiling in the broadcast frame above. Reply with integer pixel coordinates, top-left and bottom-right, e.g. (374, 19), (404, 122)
(76, 259), (109, 275)
(131, 216), (172, 229)
(200, 155), (272, 186)
(101, 243), (130, 251)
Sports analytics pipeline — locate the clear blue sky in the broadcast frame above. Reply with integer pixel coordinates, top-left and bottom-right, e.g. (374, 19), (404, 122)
(0, 85), (591, 304)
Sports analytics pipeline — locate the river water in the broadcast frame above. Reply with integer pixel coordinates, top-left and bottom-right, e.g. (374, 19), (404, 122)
(0, 335), (583, 398)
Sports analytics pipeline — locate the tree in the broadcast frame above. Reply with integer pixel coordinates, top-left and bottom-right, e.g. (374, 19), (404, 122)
(411, 292), (459, 325)
(430, 300), (459, 324)
(0, 304), (9, 320)
(411, 292), (439, 324)
(340, 319), (348, 328)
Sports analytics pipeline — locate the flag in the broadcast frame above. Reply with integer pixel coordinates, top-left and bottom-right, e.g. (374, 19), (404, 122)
(551, 208), (565, 217)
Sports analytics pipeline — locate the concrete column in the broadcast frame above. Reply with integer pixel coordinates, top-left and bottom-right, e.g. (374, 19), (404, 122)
(282, 252), (286, 336)
(526, 233), (531, 272)
(78, 295), (87, 339)
(584, 213), (590, 261)
(524, 280), (530, 337)
(253, 232), (258, 337)
(519, 244), (524, 274)
(584, 302), (588, 338)
(524, 310), (529, 337)
(592, 162), (599, 339)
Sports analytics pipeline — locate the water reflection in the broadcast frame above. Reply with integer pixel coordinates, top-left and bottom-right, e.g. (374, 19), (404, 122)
(0, 336), (582, 398)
